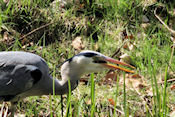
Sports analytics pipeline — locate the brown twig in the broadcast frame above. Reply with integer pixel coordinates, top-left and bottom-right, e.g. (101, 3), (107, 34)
(3, 105), (8, 117)
(154, 8), (175, 36)
(111, 40), (128, 58)
(0, 102), (5, 117)
(154, 8), (175, 80)
(158, 78), (175, 85)
(12, 22), (54, 44)
(168, 42), (175, 72)
(132, 88), (153, 116)
(108, 105), (125, 115)
(147, 78), (175, 87)
(107, 40), (129, 74)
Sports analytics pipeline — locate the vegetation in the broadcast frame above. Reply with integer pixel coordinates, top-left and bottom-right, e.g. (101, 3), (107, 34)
(0, 0), (175, 116)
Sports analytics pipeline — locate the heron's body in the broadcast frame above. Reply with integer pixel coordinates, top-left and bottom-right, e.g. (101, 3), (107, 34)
(0, 51), (75, 103)
(0, 50), (135, 116)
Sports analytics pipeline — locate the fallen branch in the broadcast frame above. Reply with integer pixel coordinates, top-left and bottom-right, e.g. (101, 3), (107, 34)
(147, 78), (175, 87)
(154, 8), (175, 36)
(154, 8), (175, 82)
(0, 102), (5, 117)
(111, 40), (128, 58)
(158, 78), (175, 85)
(3, 105), (8, 117)
(12, 22), (54, 44)
(168, 40), (175, 72)
(132, 88), (153, 116)
(108, 105), (125, 115)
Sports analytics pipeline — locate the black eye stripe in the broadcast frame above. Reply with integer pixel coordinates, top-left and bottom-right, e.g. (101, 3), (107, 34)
(67, 53), (97, 63)
(77, 52), (98, 57)
(93, 60), (107, 63)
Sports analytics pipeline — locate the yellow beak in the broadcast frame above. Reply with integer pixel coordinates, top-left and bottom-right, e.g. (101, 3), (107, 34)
(102, 57), (135, 73)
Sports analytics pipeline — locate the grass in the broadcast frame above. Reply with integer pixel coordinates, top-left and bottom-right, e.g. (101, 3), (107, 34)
(0, 0), (175, 116)
(90, 73), (95, 117)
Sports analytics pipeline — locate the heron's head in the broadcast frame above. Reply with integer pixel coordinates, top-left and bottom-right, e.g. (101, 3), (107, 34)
(61, 50), (135, 79)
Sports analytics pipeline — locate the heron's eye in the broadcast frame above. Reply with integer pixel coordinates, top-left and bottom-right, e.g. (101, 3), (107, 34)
(93, 57), (107, 63)
(93, 60), (107, 63)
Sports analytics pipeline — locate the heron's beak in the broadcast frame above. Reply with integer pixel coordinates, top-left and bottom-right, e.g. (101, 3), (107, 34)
(102, 57), (135, 73)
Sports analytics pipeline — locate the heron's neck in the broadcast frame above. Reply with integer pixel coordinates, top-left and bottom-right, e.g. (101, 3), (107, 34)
(47, 74), (80, 95)
(47, 61), (83, 95)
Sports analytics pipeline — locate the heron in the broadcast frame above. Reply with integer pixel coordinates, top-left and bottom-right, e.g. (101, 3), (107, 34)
(0, 50), (135, 116)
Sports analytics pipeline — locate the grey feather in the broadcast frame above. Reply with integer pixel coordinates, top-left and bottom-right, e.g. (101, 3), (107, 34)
(0, 51), (49, 101)
(0, 51), (78, 102)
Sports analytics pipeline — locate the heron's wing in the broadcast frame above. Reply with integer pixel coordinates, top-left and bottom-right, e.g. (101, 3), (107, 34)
(0, 63), (42, 100)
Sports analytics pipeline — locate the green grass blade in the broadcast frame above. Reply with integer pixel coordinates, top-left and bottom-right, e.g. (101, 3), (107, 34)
(91, 73), (95, 117)
(66, 79), (72, 117)
(114, 75), (119, 116)
(123, 72), (128, 116)
(77, 98), (83, 117)
(162, 65), (168, 117)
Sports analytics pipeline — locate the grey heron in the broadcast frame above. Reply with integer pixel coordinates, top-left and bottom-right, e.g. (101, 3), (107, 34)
(0, 50), (135, 116)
